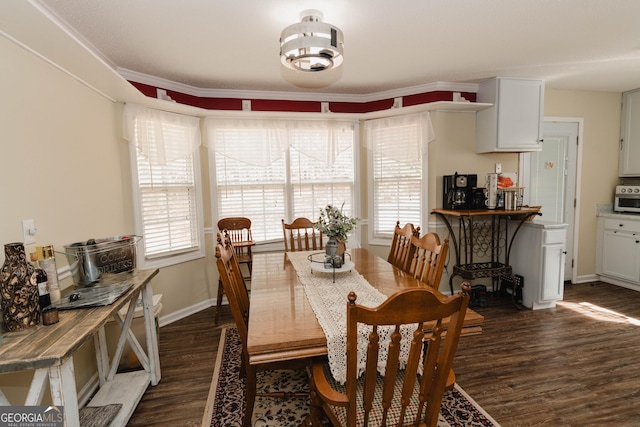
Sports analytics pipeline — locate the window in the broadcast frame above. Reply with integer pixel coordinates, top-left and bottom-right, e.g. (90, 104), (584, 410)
(205, 118), (357, 244)
(365, 112), (434, 244)
(123, 104), (204, 267)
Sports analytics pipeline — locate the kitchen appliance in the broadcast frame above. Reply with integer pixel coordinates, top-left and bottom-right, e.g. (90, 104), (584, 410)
(443, 173), (478, 210)
(486, 173), (498, 209)
(470, 188), (487, 209)
(614, 184), (640, 213)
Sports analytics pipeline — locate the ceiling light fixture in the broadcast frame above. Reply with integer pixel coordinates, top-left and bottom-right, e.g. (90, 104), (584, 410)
(279, 10), (344, 72)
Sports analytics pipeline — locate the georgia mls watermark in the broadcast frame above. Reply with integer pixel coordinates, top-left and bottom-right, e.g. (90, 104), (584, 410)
(0, 406), (64, 427)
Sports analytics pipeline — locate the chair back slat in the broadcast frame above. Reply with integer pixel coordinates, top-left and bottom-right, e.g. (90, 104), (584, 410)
(387, 221), (420, 272)
(282, 218), (323, 251)
(408, 233), (449, 291)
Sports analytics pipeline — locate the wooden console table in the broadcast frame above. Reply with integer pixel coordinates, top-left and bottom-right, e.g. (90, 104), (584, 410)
(432, 208), (541, 299)
(0, 268), (160, 427)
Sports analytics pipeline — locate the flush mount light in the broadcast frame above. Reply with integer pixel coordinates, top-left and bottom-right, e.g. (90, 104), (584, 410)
(279, 10), (344, 72)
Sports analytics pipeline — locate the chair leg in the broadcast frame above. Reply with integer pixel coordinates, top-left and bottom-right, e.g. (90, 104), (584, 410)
(245, 365), (257, 427)
(215, 279), (224, 325)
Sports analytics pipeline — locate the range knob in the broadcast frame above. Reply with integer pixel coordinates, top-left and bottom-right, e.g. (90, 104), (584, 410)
(635, 188), (640, 194)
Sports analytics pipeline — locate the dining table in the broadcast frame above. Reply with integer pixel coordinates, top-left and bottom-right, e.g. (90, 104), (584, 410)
(246, 248), (484, 366)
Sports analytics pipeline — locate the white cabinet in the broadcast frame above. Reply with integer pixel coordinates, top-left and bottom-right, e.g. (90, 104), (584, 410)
(619, 89), (640, 177)
(597, 216), (640, 285)
(511, 221), (567, 310)
(476, 77), (545, 153)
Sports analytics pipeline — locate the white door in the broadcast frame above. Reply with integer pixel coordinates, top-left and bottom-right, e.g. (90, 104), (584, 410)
(521, 121), (579, 282)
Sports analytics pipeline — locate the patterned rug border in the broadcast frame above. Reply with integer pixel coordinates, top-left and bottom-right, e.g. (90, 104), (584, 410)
(204, 327), (501, 427)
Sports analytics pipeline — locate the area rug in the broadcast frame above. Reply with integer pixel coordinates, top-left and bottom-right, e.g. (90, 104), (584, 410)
(203, 327), (501, 427)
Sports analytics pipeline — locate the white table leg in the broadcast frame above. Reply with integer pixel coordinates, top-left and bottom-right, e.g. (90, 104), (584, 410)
(49, 359), (80, 427)
(141, 283), (161, 385)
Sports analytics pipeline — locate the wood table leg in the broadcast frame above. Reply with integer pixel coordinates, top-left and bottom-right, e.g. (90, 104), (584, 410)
(49, 359), (80, 427)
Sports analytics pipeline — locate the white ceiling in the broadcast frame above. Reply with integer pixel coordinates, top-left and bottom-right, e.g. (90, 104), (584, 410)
(8, 0), (640, 98)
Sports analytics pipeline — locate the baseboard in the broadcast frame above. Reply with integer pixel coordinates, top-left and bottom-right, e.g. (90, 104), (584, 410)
(157, 298), (216, 327)
(574, 274), (599, 284)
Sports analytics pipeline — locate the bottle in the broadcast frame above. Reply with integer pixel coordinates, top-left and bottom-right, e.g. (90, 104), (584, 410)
(37, 244), (61, 304)
(31, 252), (51, 309)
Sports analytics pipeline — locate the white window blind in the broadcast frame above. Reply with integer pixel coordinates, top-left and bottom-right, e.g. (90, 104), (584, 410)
(205, 118), (357, 243)
(289, 125), (355, 221)
(123, 105), (203, 264)
(365, 112), (434, 241)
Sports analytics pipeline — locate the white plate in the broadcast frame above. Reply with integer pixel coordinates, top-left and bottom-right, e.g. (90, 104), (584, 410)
(310, 260), (355, 274)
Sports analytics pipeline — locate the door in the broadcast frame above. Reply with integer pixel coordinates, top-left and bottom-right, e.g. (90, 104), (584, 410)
(521, 121), (579, 282)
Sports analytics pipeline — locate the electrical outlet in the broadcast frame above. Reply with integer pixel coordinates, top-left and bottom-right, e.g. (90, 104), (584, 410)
(22, 219), (37, 244)
(495, 163), (502, 173)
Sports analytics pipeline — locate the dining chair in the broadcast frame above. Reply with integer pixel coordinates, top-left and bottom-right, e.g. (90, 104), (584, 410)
(215, 217), (255, 324)
(215, 232), (308, 427)
(282, 218), (323, 251)
(308, 283), (471, 427)
(387, 221), (420, 272)
(407, 233), (449, 291)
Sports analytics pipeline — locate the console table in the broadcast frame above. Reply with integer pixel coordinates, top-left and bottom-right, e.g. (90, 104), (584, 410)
(431, 208), (541, 301)
(0, 268), (160, 427)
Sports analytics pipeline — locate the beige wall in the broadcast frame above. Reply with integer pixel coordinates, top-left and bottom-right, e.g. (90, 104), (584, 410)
(0, 32), (625, 402)
(0, 36), (215, 403)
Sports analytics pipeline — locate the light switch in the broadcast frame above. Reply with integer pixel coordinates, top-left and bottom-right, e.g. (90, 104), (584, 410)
(22, 219), (37, 244)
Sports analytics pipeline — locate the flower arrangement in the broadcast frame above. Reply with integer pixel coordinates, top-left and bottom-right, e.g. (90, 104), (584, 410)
(314, 203), (360, 242)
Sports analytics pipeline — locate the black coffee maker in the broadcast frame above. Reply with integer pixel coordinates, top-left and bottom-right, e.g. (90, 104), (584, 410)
(443, 173), (478, 210)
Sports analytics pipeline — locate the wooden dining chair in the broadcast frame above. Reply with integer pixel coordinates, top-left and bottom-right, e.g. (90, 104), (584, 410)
(407, 233), (449, 291)
(215, 232), (308, 427)
(282, 218), (323, 251)
(387, 221), (420, 272)
(308, 283), (471, 427)
(215, 217), (255, 324)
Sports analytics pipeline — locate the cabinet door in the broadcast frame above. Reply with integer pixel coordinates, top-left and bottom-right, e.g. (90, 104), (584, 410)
(601, 230), (640, 283)
(540, 243), (565, 301)
(476, 78), (544, 153)
(620, 89), (640, 176)
(496, 78), (544, 151)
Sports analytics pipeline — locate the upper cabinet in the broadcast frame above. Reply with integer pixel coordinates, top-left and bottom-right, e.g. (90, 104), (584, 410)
(476, 77), (545, 153)
(619, 89), (640, 177)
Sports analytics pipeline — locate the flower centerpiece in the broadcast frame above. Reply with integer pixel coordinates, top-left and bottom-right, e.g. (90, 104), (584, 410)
(314, 203), (360, 262)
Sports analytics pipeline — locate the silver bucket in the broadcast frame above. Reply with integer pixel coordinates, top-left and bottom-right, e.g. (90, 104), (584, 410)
(64, 236), (141, 286)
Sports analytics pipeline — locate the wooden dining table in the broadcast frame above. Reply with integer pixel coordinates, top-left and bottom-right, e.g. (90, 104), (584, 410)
(246, 248), (484, 366)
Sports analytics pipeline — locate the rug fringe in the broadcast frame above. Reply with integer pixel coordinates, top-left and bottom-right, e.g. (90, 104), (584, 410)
(201, 328), (228, 427)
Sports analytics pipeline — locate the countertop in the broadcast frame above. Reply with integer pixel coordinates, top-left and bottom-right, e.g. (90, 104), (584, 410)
(522, 219), (568, 229)
(597, 204), (640, 220)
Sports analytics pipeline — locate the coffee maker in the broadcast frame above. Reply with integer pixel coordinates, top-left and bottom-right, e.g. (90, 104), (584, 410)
(443, 173), (478, 210)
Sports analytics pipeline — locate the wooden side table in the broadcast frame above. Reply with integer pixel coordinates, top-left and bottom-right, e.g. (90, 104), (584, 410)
(0, 269), (160, 426)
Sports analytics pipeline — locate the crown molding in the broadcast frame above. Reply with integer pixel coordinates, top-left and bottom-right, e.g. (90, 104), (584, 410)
(118, 68), (480, 104)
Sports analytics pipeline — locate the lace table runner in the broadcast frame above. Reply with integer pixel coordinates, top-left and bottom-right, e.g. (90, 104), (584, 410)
(286, 251), (414, 384)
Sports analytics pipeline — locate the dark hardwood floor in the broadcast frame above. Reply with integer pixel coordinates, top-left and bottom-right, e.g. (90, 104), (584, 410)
(129, 281), (640, 426)
(127, 306), (235, 427)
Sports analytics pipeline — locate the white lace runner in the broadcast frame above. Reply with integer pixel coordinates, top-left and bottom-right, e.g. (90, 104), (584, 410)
(286, 251), (415, 384)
